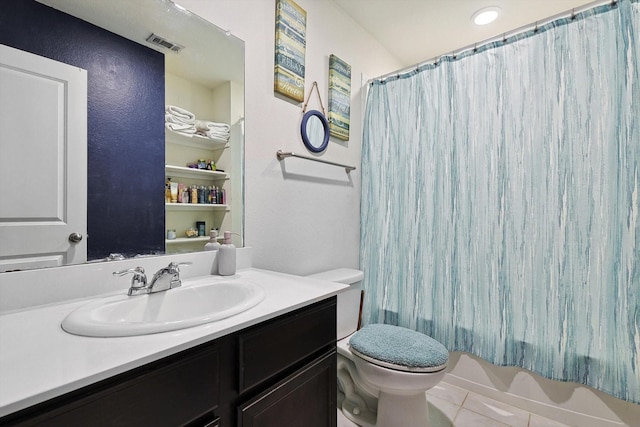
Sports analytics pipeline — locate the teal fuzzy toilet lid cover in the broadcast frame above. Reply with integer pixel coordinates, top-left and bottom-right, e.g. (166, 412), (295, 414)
(349, 324), (449, 373)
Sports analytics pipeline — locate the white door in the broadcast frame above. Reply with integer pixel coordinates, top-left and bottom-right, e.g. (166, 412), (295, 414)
(0, 44), (87, 272)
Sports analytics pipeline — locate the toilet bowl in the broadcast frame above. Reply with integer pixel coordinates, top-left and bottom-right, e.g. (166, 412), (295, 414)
(308, 269), (449, 427)
(337, 335), (378, 427)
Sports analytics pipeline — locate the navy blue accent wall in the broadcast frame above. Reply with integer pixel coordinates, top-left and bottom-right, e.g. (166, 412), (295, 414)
(0, 0), (165, 260)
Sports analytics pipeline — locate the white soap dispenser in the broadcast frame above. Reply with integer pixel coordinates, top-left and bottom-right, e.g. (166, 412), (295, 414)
(204, 229), (221, 251)
(218, 231), (236, 276)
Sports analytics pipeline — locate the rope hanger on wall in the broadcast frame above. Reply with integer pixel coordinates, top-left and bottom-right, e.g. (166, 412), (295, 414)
(301, 81), (326, 116)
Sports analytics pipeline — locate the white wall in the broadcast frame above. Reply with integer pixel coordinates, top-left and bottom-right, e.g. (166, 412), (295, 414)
(177, 0), (402, 275)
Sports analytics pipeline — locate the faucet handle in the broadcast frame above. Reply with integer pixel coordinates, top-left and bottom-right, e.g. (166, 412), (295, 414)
(160, 262), (192, 290)
(113, 266), (147, 291)
(167, 261), (192, 272)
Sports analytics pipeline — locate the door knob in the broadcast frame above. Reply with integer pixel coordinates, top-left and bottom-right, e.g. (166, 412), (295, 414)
(68, 232), (83, 243)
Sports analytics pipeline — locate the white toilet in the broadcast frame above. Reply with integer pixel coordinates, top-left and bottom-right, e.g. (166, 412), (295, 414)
(308, 269), (449, 427)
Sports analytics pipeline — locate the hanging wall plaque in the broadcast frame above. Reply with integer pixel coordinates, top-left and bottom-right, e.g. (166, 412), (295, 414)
(274, 0), (306, 102)
(328, 54), (351, 141)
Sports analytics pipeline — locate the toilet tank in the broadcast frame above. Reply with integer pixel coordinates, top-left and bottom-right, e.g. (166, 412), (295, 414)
(307, 268), (364, 340)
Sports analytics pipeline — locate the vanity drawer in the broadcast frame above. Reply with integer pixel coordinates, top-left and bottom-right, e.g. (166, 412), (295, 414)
(4, 344), (220, 427)
(238, 349), (337, 427)
(237, 297), (336, 394)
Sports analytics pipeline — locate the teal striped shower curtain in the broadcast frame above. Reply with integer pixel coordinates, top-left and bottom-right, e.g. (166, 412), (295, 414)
(360, 0), (639, 403)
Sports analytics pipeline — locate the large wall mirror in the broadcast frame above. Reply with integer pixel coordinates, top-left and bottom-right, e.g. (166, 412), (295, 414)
(0, 0), (245, 273)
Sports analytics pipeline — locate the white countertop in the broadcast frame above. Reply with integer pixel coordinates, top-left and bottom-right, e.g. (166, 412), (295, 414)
(0, 268), (347, 417)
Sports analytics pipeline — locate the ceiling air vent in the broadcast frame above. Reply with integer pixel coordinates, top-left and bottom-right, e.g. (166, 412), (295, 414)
(146, 33), (184, 53)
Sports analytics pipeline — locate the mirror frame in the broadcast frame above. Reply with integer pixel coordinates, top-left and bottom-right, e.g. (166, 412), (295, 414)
(0, 0), (245, 272)
(300, 110), (329, 153)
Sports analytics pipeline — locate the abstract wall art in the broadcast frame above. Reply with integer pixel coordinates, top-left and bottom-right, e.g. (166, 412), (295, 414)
(274, 0), (306, 102)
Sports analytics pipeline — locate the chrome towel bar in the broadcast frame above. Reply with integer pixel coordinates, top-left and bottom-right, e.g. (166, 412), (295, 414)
(276, 150), (356, 173)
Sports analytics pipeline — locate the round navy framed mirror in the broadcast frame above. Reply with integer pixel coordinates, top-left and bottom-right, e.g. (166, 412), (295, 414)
(300, 109), (329, 153)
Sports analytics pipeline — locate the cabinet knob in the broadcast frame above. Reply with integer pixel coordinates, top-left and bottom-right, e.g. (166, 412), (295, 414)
(68, 232), (83, 243)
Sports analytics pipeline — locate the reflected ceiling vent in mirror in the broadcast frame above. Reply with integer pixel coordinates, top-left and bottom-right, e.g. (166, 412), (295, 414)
(146, 33), (184, 53)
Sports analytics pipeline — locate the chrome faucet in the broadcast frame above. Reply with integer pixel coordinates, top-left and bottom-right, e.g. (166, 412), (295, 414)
(113, 262), (191, 296)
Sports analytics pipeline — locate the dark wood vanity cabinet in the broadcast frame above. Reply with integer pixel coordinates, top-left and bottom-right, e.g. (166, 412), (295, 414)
(0, 297), (337, 427)
(236, 296), (337, 427)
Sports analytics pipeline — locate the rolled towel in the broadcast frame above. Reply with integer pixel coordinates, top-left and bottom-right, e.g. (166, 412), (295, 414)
(195, 120), (230, 133)
(165, 105), (196, 124)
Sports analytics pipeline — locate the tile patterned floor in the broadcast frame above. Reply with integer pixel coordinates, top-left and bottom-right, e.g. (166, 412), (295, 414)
(337, 382), (571, 427)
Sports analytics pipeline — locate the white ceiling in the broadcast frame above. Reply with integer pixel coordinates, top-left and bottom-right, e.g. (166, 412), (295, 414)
(332, 0), (599, 68)
(36, 0), (601, 84)
(36, 0), (244, 88)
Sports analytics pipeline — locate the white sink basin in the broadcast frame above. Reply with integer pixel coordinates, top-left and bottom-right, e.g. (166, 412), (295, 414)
(61, 278), (265, 337)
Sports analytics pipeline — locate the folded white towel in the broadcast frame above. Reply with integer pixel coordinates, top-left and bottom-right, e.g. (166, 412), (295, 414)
(196, 130), (229, 141)
(166, 105), (196, 124)
(165, 113), (193, 125)
(165, 122), (197, 134)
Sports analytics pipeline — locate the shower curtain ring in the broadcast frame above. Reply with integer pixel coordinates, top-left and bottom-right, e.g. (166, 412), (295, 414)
(534, 22), (539, 33)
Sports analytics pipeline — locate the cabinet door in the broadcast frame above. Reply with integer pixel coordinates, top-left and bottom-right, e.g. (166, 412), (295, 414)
(238, 351), (336, 427)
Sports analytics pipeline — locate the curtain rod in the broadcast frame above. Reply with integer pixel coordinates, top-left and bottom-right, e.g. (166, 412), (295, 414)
(372, 0), (616, 83)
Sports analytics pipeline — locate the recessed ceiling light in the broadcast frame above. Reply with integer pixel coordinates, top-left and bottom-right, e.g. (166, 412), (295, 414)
(472, 6), (501, 26)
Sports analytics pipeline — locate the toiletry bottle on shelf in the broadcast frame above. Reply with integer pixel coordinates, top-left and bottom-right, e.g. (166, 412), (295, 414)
(204, 229), (221, 251)
(218, 231), (236, 276)
(196, 221), (206, 237)
(191, 185), (198, 204)
(177, 183), (184, 203)
(170, 181), (179, 203)
(165, 178), (172, 203)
